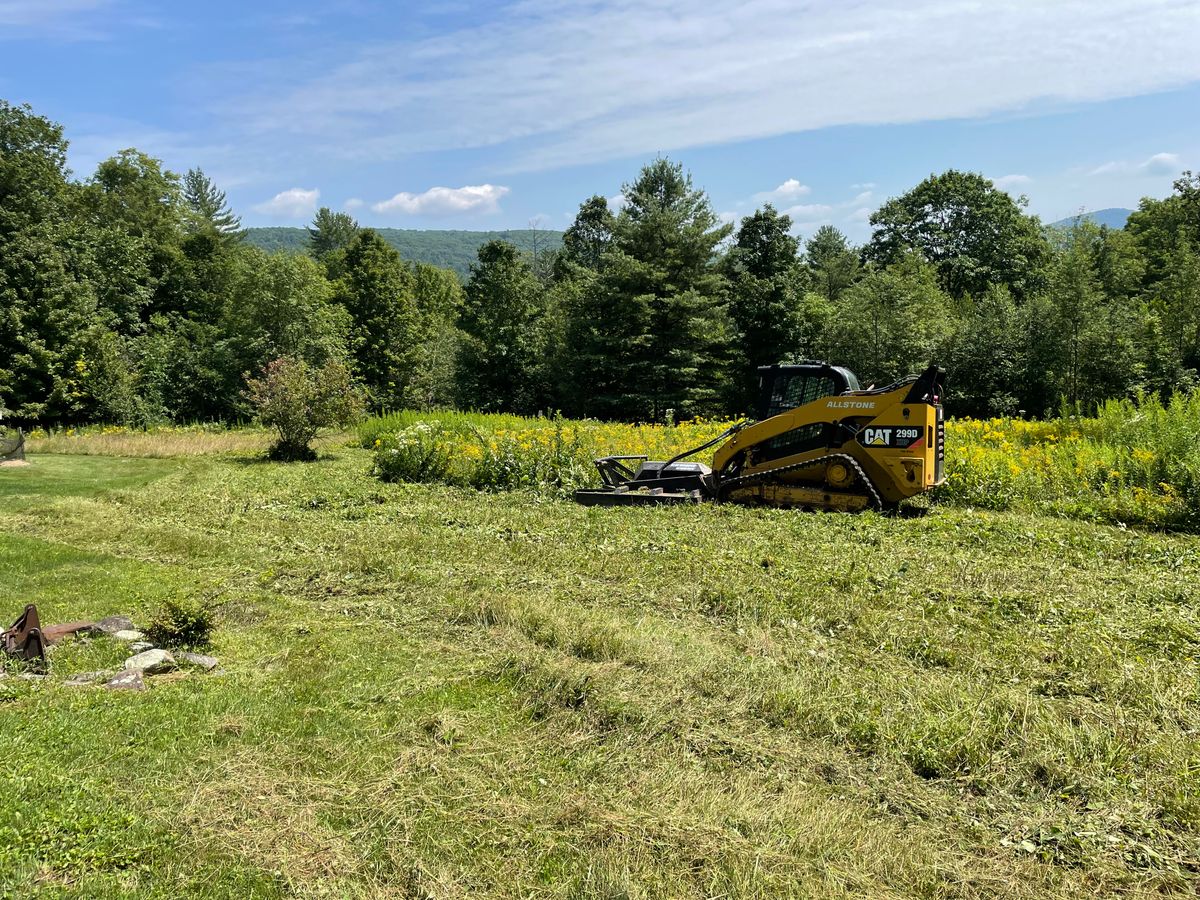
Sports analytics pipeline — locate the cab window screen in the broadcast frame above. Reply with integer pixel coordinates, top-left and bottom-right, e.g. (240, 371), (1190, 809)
(767, 375), (835, 417)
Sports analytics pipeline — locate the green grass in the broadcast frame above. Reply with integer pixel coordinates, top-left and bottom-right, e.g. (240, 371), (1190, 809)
(2, 451), (1199, 897)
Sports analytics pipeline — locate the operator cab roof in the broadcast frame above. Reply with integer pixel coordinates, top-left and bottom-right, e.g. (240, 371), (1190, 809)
(755, 362), (861, 419)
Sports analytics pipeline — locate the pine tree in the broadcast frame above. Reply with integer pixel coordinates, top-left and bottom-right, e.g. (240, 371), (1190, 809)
(182, 168), (242, 242)
(567, 158), (732, 420)
(722, 204), (806, 411)
(333, 230), (421, 409)
(456, 240), (547, 413)
(309, 207), (360, 275)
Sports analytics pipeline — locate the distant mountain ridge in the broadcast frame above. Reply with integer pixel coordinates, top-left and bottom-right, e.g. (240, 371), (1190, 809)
(1049, 208), (1133, 230)
(243, 227), (564, 279)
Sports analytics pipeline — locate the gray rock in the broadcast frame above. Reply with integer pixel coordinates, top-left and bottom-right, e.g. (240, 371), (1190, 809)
(17, 672), (46, 681)
(111, 629), (145, 642)
(178, 651), (219, 671)
(124, 649), (176, 675)
(105, 670), (145, 691)
(64, 671), (109, 687)
(98, 615), (135, 634)
(129, 641), (155, 654)
(79, 615), (136, 636)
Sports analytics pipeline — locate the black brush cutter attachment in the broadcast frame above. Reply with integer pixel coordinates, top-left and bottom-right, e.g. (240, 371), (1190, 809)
(574, 456), (712, 505)
(3, 604), (47, 667)
(573, 423), (743, 507)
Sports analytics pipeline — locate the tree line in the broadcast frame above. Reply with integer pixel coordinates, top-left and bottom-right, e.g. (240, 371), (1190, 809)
(3, 99), (1199, 427)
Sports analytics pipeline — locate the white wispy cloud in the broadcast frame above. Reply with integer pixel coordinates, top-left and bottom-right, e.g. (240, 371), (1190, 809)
(0, 0), (128, 39)
(1089, 152), (1183, 177)
(344, 198), (364, 211)
(0, 0), (107, 24)
(754, 178), (811, 203)
(994, 174), (1032, 189)
(252, 187), (320, 218)
(372, 184), (509, 216)
(783, 203), (835, 222)
(220, 0), (1200, 172)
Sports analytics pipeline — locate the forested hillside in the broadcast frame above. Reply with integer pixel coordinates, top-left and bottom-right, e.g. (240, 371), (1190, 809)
(3, 97), (1200, 429)
(245, 227), (563, 279)
(1049, 207), (1133, 230)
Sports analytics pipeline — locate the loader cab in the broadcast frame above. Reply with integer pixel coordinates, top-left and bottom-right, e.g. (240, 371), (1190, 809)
(755, 363), (860, 420)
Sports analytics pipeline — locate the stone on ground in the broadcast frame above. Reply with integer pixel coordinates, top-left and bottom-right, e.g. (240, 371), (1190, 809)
(105, 670), (145, 691)
(129, 641), (155, 653)
(64, 671), (109, 686)
(124, 649), (176, 675)
(92, 615), (136, 635)
(111, 629), (145, 642)
(178, 651), (219, 671)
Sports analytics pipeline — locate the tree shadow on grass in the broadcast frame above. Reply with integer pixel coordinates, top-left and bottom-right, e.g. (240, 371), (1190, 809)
(228, 451), (345, 467)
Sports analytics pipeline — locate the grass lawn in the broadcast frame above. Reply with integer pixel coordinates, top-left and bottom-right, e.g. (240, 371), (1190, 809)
(1, 449), (1198, 897)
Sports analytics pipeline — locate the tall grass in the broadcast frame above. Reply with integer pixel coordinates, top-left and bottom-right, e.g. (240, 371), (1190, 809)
(939, 392), (1200, 529)
(365, 394), (1200, 530)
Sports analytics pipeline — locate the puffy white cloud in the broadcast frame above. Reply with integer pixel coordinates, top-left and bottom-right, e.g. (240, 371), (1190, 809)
(1089, 152), (1182, 177)
(224, 0), (1200, 172)
(754, 178), (811, 203)
(372, 184), (509, 216)
(252, 187), (320, 218)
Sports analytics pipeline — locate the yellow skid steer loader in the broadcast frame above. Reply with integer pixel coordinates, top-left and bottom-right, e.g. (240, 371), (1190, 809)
(575, 363), (946, 512)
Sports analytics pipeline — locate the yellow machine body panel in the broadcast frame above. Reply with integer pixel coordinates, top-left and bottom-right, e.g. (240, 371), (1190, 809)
(711, 365), (946, 508)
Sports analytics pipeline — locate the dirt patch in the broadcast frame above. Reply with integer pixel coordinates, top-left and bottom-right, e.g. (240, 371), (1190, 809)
(0, 459), (30, 467)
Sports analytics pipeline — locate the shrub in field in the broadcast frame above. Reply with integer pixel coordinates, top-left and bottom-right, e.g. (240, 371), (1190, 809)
(146, 595), (216, 649)
(246, 356), (363, 461)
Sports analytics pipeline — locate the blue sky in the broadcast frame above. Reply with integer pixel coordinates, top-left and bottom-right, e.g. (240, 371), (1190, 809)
(3, 0), (1199, 242)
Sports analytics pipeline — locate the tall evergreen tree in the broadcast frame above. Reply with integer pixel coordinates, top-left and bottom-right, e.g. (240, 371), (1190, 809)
(334, 230), (422, 409)
(182, 168), (242, 242)
(559, 195), (615, 272)
(805, 225), (860, 302)
(456, 240), (547, 413)
(568, 158), (732, 420)
(309, 207), (360, 274)
(722, 204), (806, 411)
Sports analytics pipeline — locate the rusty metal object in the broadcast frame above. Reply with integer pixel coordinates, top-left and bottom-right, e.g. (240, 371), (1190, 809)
(41, 621), (98, 642)
(2, 604), (47, 666)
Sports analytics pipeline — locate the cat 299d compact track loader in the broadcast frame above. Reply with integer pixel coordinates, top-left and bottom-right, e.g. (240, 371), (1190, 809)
(574, 363), (946, 512)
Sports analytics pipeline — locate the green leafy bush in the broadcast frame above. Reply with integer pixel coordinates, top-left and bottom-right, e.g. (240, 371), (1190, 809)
(246, 356), (363, 461)
(146, 595), (216, 649)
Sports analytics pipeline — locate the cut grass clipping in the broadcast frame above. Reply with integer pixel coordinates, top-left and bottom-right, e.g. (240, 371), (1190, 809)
(1, 448), (1198, 896)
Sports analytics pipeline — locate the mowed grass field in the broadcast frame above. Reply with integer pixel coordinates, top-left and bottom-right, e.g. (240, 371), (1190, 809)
(2, 444), (1199, 897)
